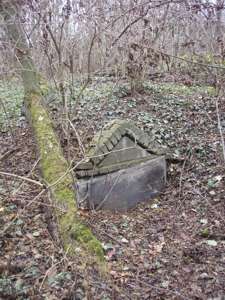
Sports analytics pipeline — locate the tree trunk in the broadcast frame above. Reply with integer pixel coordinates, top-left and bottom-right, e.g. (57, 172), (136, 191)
(216, 0), (224, 41)
(0, 1), (104, 265)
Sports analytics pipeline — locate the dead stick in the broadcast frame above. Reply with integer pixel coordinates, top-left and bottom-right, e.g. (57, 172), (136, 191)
(0, 148), (19, 161)
(0, 171), (44, 187)
(216, 98), (225, 164)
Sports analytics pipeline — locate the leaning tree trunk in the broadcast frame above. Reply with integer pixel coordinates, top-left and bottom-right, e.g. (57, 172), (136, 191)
(0, 1), (104, 265)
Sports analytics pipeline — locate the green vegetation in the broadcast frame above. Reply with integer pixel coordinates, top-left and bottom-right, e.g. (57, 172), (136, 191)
(0, 79), (216, 132)
(0, 80), (24, 131)
(143, 81), (216, 96)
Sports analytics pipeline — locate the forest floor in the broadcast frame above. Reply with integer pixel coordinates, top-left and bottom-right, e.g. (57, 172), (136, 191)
(0, 77), (225, 299)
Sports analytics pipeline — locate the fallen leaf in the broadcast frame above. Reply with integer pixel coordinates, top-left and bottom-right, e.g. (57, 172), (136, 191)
(200, 218), (208, 225)
(206, 240), (217, 246)
(151, 203), (158, 209)
(33, 231), (41, 237)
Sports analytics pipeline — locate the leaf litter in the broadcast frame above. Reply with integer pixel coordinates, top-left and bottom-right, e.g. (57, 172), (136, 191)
(0, 79), (225, 299)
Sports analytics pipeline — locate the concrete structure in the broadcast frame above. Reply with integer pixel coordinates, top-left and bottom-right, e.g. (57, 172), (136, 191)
(74, 119), (167, 212)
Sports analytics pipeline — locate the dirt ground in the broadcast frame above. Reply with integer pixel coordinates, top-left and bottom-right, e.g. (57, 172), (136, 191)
(0, 79), (225, 299)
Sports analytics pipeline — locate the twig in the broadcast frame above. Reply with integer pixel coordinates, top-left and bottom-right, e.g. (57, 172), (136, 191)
(0, 97), (15, 139)
(167, 52), (225, 70)
(27, 15), (41, 39)
(74, 25), (97, 104)
(39, 247), (70, 291)
(95, 172), (122, 210)
(111, 0), (179, 47)
(101, 231), (123, 246)
(7, 196), (68, 211)
(216, 98), (225, 164)
(0, 171), (44, 187)
(0, 148), (19, 162)
(112, 11), (149, 47)
(46, 24), (61, 59)
(136, 278), (189, 300)
(0, 188), (46, 236)
(178, 154), (188, 199)
(105, 0), (180, 31)
(47, 158), (86, 189)
(12, 157), (41, 196)
(68, 119), (86, 157)
(87, 25), (96, 82)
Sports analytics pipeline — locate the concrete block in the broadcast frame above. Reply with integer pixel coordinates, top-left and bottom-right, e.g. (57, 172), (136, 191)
(74, 119), (168, 211)
(76, 156), (166, 212)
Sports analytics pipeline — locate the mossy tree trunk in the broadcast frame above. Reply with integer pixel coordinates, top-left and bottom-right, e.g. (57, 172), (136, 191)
(0, 1), (104, 265)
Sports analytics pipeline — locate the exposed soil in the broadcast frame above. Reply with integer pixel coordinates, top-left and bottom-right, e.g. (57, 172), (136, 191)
(0, 80), (225, 299)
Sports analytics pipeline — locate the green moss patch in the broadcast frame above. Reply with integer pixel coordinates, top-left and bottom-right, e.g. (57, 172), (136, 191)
(26, 92), (104, 264)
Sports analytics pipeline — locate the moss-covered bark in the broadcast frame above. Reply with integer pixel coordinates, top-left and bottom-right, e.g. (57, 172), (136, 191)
(1, 1), (104, 265)
(28, 92), (104, 263)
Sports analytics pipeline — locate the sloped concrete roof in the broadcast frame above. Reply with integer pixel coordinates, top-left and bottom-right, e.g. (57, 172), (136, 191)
(75, 119), (167, 178)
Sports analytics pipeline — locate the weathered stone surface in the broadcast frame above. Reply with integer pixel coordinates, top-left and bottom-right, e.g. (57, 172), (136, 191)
(76, 156), (166, 212)
(74, 119), (168, 211)
(75, 120), (166, 177)
(98, 136), (151, 168)
(78, 119), (167, 169)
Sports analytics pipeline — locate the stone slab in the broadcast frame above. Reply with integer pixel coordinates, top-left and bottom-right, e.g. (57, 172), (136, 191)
(76, 156), (166, 212)
(98, 136), (152, 167)
(75, 119), (168, 173)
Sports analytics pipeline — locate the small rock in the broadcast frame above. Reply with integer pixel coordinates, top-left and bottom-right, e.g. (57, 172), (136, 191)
(200, 218), (208, 225)
(207, 240), (217, 246)
(121, 237), (129, 244)
(161, 280), (169, 288)
(151, 203), (158, 209)
(33, 231), (41, 237)
(19, 116), (26, 122)
(199, 272), (210, 279)
(209, 190), (216, 196)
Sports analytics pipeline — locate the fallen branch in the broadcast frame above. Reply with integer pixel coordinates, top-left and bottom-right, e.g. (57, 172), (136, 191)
(0, 171), (44, 187)
(216, 98), (225, 164)
(0, 1), (105, 267)
(0, 148), (19, 161)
